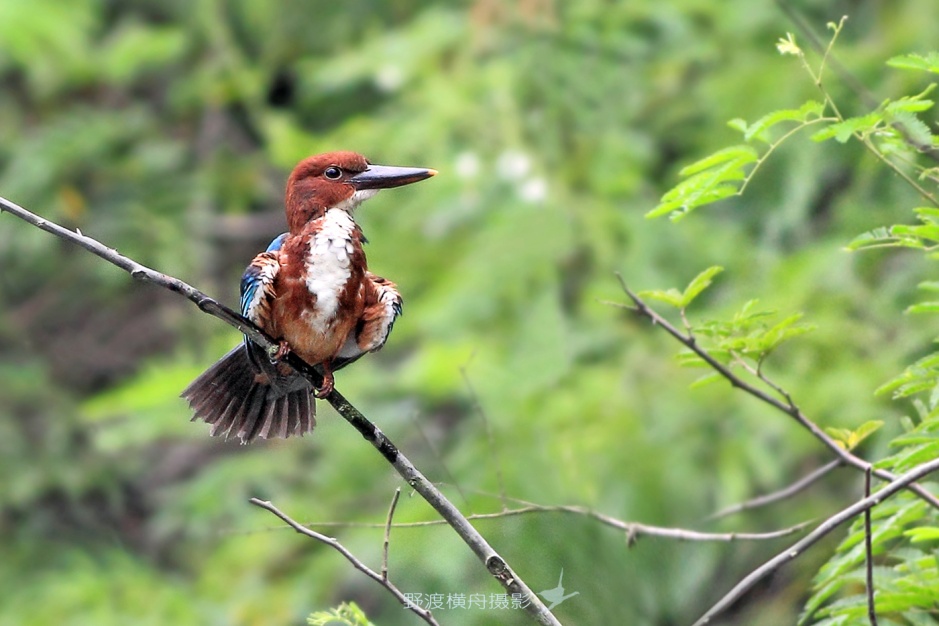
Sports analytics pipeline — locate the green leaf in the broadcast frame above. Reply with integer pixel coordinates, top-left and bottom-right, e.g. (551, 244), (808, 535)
(889, 111), (934, 149)
(760, 313), (816, 353)
(727, 118), (748, 134)
(848, 420), (885, 449)
(680, 266), (724, 307)
(890, 440), (939, 473)
(638, 288), (685, 308)
(904, 527), (939, 543)
(647, 145), (759, 220)
(677, 145), (758, 177)
(885, 84), (936, 114)
(811, 112), (883, 143)
(824, 427), (853, 449)
(639, 266), (724, 311)
(646, 183), (739, 220)
(888, 52), (939, 74)
(906, 302), (939, 314)
(845, 226), (896, 250)
(822, 421), (883, 451)
(742, 100), (826, 142)
(913, 206), (939, 220)
(891, 223), (939, 243)
(876, 352), (939, 397)
(689, 372), (724, 389)
(308, 602), (375, 626)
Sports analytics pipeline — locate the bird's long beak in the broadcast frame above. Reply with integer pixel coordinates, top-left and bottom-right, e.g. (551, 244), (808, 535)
(348, 164), (437, 190)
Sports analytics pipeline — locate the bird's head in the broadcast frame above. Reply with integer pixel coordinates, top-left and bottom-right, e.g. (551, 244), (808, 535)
(284, 151), (436, 233)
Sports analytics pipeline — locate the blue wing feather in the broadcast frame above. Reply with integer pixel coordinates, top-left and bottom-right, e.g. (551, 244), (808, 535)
(265, 233), (288, 253)
(240, 233), (286, 321)
(240, 265), (263, 317)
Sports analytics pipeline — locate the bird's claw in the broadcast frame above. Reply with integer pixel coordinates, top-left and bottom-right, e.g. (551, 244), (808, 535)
(314, 373), (334, 398)
(271, 340), (291, 362)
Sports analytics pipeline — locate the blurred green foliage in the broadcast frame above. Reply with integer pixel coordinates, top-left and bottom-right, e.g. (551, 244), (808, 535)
(4, 1), (939, 625)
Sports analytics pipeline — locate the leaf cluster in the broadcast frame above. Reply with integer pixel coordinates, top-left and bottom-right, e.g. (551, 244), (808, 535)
(641, 266), (816, 388)
(308, 603), (375, 626)
(642, 26), (939, 625)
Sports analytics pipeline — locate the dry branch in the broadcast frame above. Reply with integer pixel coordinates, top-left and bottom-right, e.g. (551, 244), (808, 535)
(260, 503), (812, 543)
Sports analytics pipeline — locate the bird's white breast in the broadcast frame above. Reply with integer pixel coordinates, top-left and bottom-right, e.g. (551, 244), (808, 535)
(303, 209), (357, 333)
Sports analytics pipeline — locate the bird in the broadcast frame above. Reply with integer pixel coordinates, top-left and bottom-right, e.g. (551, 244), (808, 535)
(181, 151), (436, 443)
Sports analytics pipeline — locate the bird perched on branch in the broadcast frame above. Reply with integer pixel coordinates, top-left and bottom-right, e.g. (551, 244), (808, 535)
(182, 151), (436, 442)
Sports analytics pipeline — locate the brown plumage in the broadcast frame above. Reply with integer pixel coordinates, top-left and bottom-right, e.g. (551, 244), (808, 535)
(181, 152), (435, 443)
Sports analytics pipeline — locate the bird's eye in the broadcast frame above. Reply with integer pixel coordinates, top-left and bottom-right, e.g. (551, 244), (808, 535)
(324, 166), (342, 180)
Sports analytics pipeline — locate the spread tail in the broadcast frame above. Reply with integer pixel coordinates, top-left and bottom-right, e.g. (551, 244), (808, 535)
(182, 345), (315, 443)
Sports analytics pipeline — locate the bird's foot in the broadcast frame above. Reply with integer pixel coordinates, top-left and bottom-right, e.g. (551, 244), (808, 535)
(314, 365), (334, 398)
(271, 340), (291, 362)
(314, 375), (334, 398)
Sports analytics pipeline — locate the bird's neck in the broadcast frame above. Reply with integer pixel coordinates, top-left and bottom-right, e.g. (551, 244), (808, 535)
(293, 208), (367, 274)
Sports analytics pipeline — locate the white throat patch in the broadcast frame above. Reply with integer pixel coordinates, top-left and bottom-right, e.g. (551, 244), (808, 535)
(333, 188), (379, 213)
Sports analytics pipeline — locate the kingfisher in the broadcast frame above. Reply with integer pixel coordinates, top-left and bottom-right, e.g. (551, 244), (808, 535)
(182, 151), (436, 443)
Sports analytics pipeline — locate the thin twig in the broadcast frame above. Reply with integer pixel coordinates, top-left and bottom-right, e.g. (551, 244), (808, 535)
(225, 496), (811, 543)
(0, 195), (562, 626)
(864, 467), (878, 626)
(286, 504), (812, 543)
(615, 276), (939, 510)
(692, 456), (939, 626)
(707, 459), (842, 520)
(249, 498), (439, 626)
(382, 488), (402, 582)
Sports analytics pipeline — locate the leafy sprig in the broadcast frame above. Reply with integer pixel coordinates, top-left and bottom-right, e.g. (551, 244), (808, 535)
(643, 20), (939, 625)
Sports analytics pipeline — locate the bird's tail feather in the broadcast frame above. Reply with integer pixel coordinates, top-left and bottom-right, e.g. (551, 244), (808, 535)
(182, 345), (315, 443)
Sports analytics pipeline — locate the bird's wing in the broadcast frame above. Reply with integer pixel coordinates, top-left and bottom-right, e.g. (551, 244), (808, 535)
(331, 272), (403, 371)
(239, 235), (282, 376)
(240, 233), (286, 327)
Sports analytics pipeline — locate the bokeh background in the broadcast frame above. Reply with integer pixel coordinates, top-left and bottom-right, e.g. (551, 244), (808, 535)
(2, 1), (939, 624)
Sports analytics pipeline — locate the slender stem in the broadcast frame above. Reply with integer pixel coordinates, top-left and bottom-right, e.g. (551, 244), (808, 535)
(278, 504), (811, 542)
(383, 488), (402, 582)
(0, 195), (562, 626)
